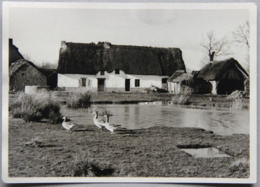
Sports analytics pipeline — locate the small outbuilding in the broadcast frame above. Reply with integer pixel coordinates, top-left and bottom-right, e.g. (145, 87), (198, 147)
(168, 70), (211, 94)
(168, 70), (191, 94)
(196, 58), (248, 95)
(9, 59), (47, 91)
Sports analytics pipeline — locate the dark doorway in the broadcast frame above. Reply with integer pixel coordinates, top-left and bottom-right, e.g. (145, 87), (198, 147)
(161, 78), (168, 90)
(98, 79), (105, 92)
(125, 79), (130, 91)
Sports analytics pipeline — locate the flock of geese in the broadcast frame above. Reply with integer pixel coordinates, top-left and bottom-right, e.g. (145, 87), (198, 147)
(62, 111), (118, 134)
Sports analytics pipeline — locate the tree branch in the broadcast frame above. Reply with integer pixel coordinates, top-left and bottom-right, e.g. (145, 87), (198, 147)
(200, 31), (230, 61)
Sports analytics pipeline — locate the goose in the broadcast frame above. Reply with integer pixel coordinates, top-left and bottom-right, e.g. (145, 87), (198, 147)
(92, 111), (105, 130)
(103, 115), (117, 134)
(62, 116), (75, 132)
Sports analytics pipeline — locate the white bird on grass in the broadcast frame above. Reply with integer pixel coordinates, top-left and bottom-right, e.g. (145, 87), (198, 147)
(62, 116), (75, 132)
(103, 115), (117, 134)
(92, 111), (105, 130)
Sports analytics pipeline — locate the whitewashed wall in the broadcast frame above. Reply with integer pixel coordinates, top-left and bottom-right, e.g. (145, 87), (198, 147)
(58, 70), (168, 91)
(97, 70), (126, 89)
(100, 70), (168, 89)
(210, 81), (217, 94)
(127, 74), (167, 88)
(58, 74), (97, 89)
(58, 74), (81, 87)
(168, 82), (181, 94)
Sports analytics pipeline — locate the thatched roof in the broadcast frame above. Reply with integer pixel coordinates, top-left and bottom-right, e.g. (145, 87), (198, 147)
(196, 58), (248, 81)
(168, 70), (186, 82)
(10, 59), (57, 78)
(57, 41), (186, 76)
(9, 59), (41, 77)
(169, 73), (193, 83)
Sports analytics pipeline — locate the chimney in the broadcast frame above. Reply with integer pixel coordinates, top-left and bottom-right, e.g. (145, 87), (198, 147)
(9, 38), (13, 45)
(60, 41), (67, 53)
(61, 41), (66, 46)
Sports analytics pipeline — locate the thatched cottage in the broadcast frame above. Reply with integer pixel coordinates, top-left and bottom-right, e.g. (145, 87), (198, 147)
(196, 58), (248, 94)
(57, 41), (186, 92)
(9, 59), (47, 91)
(9, 38), (23, 65)
(168, 70), (211, 94)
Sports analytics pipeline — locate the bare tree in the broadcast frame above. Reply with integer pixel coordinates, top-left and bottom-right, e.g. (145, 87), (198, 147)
(233, 21), (250, 73)
(233, 21), (250, 48)
(200, 31), (230, 61)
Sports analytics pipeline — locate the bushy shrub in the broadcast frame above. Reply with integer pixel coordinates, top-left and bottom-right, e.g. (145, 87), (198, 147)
(72, 160), (96, 177)
(180, 86), (193, 95)
(67, 92), (91, 108)
(72, 160), (114, 177)
(171, 94), (190, 105)
(10, 92), (62, 124)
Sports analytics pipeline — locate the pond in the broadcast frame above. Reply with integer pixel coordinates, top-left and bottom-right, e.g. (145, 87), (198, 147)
(61, 103), (249, 136)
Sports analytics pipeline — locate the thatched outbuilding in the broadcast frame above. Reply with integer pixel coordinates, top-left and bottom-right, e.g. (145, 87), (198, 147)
(168, 71), (190, 94)
(168, 71), (211, 94)
(57, 41), (186, 92)
(9, 59), (47, 91)
(196, 58), (248, 94)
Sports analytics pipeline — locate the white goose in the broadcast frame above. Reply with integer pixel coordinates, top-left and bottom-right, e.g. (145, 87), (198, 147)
(92, 111), (105, 130)
(103, 115), (117, 134)
(62, 116), (75, 132)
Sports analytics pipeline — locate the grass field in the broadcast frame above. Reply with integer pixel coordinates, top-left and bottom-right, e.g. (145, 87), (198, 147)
(8, 117), (249, 178)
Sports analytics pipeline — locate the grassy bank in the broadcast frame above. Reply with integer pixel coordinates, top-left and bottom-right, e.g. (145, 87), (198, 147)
(9, 91), (249, 109)
(9, 117), (249, 178)
(55, 91), (173, 104)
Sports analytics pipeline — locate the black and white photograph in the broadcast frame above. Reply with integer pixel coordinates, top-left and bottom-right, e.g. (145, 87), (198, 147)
(2, 2), (257, 184)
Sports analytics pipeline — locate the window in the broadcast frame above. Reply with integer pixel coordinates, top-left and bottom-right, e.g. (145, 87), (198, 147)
(81, 78), (86, 87)
(135, 79), (140, 87)
(100, 71), (105, 75)
(88, 80), (91, 86)
(162, 78), (168, 84)
(115, 69), (120, 74)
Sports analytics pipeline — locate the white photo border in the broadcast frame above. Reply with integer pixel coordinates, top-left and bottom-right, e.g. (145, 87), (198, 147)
(2, 2), (257, 184)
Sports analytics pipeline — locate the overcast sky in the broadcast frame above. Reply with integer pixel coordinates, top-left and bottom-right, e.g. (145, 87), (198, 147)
(7, 3), (250, 71)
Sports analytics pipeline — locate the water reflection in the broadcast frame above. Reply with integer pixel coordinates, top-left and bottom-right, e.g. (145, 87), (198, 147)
(61, 103), (249, 136)
(124, 106), (129, 124)
(134, 106), (140, 124)
(181, 147), (231, 158)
